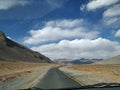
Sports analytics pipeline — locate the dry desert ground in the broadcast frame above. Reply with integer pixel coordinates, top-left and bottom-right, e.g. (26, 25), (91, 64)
(64, 64), (120, 84)
(0, 61), (57, 81)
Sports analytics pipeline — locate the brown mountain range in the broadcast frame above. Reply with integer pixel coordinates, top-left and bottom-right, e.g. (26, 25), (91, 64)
(0, 32), (52, 63)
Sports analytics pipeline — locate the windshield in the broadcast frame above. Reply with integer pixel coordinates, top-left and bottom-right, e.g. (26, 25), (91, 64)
(0, 0), (120, 90)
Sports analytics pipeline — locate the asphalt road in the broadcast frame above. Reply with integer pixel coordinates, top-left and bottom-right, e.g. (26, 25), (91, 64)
(34, 68), (81, 89)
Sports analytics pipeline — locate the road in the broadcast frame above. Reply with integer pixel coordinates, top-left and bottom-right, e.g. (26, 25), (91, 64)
(34, 68), (81, 89)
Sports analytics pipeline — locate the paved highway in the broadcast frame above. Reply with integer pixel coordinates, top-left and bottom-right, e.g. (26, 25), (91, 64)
(34, 68), (81, 89)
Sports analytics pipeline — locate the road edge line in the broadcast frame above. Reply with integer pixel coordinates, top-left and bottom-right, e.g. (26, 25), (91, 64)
(58, 68), (85, 86)
(20, 68), (50, 89)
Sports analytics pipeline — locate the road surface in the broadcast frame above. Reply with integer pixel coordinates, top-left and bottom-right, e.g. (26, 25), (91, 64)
(34, 68), (81, 89)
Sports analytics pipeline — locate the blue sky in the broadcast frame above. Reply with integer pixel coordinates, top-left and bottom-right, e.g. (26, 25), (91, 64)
(0, 0), (120, 60)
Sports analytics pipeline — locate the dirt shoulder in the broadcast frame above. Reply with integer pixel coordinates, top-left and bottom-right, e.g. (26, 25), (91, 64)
(59, 64), (120, 86)
(0, 61), (57, 81)
(0, 61), (58, 90)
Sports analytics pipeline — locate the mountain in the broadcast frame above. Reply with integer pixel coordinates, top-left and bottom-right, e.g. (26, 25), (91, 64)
(54, 58), (72, 63)
(54, 58), (103, 64)
(0, 32), (52, 63)
(95, 55), (120, 64)
(67, 60), (93, 64)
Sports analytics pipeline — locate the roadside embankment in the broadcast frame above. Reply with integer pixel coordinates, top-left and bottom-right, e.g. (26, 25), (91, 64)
(59, 64), (120, 86)
(0, 61), (57, 90)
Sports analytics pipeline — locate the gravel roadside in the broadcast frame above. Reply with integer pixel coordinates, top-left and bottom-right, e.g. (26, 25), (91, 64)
(0, 68), (50, 90)
(59, 66), (108, 86)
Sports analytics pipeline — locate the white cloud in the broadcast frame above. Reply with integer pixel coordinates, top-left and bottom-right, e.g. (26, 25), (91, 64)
(103, 4), (120, 26)
(31, 38), (120, 60)
(104, 17), (119, 25)
(0, 0), (30, 10)
(46, 19), (84, 28)
(86, 0), (119, 11)
(80, 0), (120, 27)
(115, 29), (120, 37)
(103, 4), (120, 17)
(24, 19), (99, 45)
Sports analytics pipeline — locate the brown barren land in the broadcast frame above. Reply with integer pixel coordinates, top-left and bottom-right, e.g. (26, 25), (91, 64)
(66, 64), (120, 83)
(0, 61), (56, 81)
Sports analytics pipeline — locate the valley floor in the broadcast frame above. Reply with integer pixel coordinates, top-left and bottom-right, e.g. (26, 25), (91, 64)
(0, 61), (120, 90)
(0, 61), (57, 90)
(59, 64), (120, 85)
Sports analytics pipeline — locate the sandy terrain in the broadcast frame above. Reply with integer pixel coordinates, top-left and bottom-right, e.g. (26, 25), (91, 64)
(0, 61), (57, 81)
(94, 55), (120, 64)
(0, 61), (54, 80)
(67, 64), (120, 83)
(60, 64), (120, 85)
(0, 61), (58, 90)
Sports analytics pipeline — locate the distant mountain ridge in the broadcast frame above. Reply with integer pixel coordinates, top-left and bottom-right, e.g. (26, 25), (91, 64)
(55, 58), (103, 64)
(0, 32), (52, 63)
(95, 55), (120, 64)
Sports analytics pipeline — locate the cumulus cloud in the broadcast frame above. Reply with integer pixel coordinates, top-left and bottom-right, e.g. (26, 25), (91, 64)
(103, 4), (120, 26)
(86, 0), (119, 11)
(46, 19), (84, 28)
(24, 19), (99, 45)
(0, 0), (30, 10)
(104, 17), (118, 25)
(115, 29), (120, 37)
(103, 4), (120, 17)
(80, 0), (120, 26)
(31, 38), (120, 60)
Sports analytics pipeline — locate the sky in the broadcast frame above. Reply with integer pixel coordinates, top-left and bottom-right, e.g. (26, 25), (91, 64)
(0, 0), (120, 60)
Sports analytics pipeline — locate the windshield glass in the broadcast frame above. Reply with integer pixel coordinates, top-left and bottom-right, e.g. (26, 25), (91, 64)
(0, 0), (120, 90)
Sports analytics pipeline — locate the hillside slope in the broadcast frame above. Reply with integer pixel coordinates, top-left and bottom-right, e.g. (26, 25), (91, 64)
(95, 55), (120, 64)
(0, 32), (52, 63)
